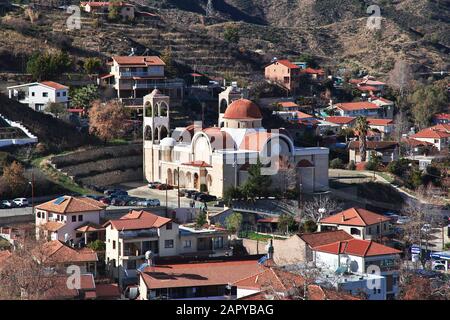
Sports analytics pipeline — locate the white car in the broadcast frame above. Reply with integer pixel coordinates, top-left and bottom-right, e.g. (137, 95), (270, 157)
(396, 216), (411, 224)
(13, 198), (29, 207)
(432, 260), (447, 271)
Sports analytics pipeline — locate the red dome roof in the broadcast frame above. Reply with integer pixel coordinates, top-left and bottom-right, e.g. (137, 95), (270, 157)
(223, 99), (262, 120)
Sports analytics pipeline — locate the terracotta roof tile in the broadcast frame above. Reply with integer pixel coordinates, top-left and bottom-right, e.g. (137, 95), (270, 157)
(40, 81), (68, 90)
(299, 230), (353, 248)
(325, 116), (356, 124)
(104, 210), (172, 231)
(36, 196), (106, 214)
(38, 240), (98, 264)
(112, 56), (165, 66)
(276, 60), (300, 69)
(348, 141), (398, 150)
(319, 207), (391, 227)
(141, 260), (262, 289)
(411, 124), (450, 139)
(335, 102), (380, 111)
(314, 238), (401, 257)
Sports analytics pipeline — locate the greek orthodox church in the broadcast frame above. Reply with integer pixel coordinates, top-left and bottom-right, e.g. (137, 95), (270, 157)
(143, 87), (329, 197)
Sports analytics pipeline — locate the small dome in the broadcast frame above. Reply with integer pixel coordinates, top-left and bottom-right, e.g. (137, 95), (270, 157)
(160, 137), (176, 148)
(223, 99), (262, 120)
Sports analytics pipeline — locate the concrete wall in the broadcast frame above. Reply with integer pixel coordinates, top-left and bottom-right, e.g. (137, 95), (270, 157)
(242, 238), (268, 255)
(273, 235), (308, 266)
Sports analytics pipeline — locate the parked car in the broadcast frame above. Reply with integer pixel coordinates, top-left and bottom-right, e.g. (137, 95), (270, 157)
(185, 190), (197, 198)
(126, 197), (140, 206)
(1, 200), (14, 208)
(193, 192), (205, 201)
(396, 216), (411, 225)
(110, 197), (127, 206)
(178, 189), (187, 197)
(198, 194), (217, 202)
(432, 260), (446, 271)
(157, 184), (173, 190)
(148, 182), (161, 189)
(137, 199), (160, 207)
(98, 197), (111, 205)
(104, 188), (127, 196)
(12, 198), (29, 207)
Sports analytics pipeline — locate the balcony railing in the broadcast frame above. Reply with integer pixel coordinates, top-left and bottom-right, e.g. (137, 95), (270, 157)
(119, 229), (158, 239)
(120, 71), (164, 77)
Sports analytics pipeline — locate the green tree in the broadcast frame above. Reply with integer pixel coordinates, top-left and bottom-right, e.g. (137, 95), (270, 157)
(26, 51), (72, 81)
(301, 220), (317, 233)
(277, 213), (296, 234)
(223, 25), (239, 43)
(87, 240), (106, 251)
(71, 85), (99, 109)
(108, 0), (120, 20)
(296, 53), (319, 68)
(45, 102), (67, 118)
(196, 210), (207, 228)
(160, 46), (177, 78)
(225, 212), (243, 235)
(409, 84), (448, 129)
(355, 116), (369, 162)
(329, 158), (344, 169)
(83, 57), (102, 74)
(223, 186), (242, 206)
(241, 158), (272, 201)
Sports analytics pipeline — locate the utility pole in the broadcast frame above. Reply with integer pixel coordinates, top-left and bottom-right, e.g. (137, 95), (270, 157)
(165, 178), (168, 217)
(177, 167), (180, 209)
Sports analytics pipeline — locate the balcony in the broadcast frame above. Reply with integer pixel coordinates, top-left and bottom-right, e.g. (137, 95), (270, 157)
(120, 71), (163, 78)
(118, 229), (158, 239)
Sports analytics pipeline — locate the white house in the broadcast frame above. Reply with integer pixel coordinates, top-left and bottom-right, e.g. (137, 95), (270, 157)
(318, 207), (392, 240)
(104, 210), (229, 285)
(35, 196), (107, 245)
(313, 238), (401, 299)
(410, 124), (450, 151)
(7, 81), (69, 111)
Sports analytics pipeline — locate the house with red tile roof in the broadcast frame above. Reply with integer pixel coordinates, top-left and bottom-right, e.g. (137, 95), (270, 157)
(35, 240), (98, 276)
(367, 118), (395, 137)
(7, 81), (69, 112)
(138, 258), (262, 300)
(313, 238), (401, 299)
(301, 67), (325, 81)
(324, 116), (356, 128)
(318, 208), (392, 240)
(332, 101), (388, 118)
(104, 210), (229, 285)
(35, 196), (107, 246)
(272, 230), (353, 265)
(99, 55), (184, 110)
(265, 59), (302, 94)
(410, 124), (450, 151)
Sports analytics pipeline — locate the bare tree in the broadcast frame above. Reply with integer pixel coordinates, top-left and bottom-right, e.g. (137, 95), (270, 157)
(388, 59), (414, 98)
(0, 236), (58, 300)
(393, 109), (411, 143)
(303, 195), (342, 223)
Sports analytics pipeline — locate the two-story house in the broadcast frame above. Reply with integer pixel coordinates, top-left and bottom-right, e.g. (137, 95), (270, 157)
(332, 101), (387, 118)
(104, 210), (229, 285)
(318, 208), (392, 240)
(313, 238), (401, 299)
(265, 59), (301, 94)
(100, 55), (184, 110)
(7, 81), (69, 112)
(35, 196), (107, 245)
(410, 124), (450, 151)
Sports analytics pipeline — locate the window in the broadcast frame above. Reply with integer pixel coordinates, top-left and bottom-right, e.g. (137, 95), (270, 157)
(63, 92), (66, 97)
(113, 240), (116, 250)
(42, 212), (45, 219)
(57, 92), (60, 97)
(166, 222), (172, 230)
(72, 215), (76, 222)
(42, 92), (48, 97)
(31, 92), (35, 97)
(78, 215), (83, 221)
(164, 240), (174, 248)
(184, 240), (192, 248)
(213, 237), (224, 249)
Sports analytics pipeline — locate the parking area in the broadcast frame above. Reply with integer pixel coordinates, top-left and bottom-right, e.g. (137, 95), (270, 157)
(126, 184), (192, 209)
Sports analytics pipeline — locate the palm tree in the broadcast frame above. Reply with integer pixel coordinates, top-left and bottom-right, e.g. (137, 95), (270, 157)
(355, 116), (369, 162)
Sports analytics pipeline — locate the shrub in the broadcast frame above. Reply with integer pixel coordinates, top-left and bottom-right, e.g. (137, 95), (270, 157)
(87, 240), (106, 251)
(347, 160), (356, 170)
(224, 25), (239, 43)
(330, 158), (344, 169)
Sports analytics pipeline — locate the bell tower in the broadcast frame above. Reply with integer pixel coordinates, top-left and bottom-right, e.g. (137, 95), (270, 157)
(143, 89), (170, 182)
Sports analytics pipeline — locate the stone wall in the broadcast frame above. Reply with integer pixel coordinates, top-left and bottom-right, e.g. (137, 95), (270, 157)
(241, 238), (268, 255)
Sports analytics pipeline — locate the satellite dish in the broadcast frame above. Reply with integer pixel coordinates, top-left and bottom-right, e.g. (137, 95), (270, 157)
(145, 251), (153, 260)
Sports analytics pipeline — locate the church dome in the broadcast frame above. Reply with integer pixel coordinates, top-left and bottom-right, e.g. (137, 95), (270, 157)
(223, 99), (262, 120)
